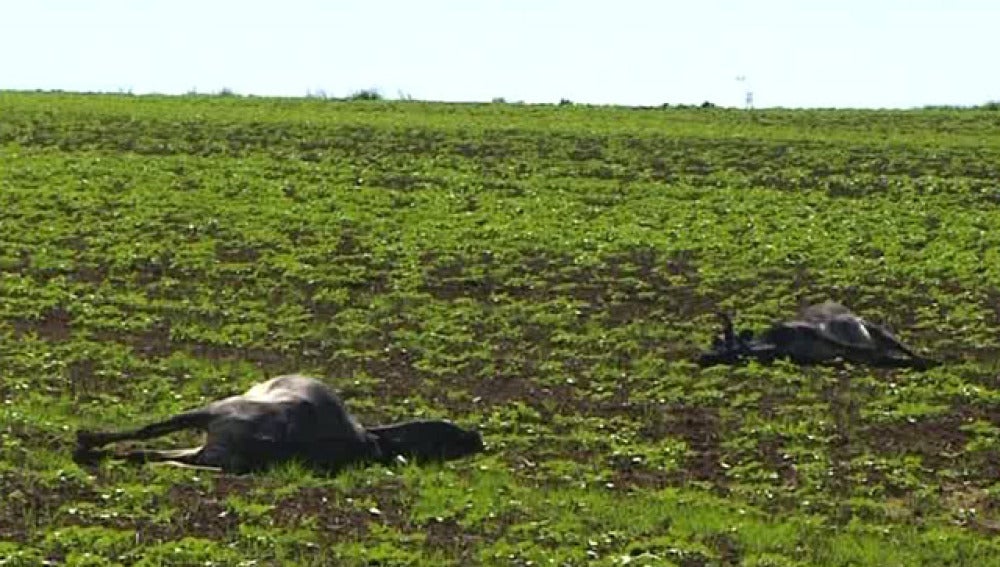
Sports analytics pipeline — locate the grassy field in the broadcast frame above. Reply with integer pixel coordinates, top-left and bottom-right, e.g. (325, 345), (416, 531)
(2, 91), (1000, 565)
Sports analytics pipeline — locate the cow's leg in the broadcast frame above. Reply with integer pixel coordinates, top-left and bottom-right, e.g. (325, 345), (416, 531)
(151, 460), (224, 472)
(122, 447), (223, 471)
(699, 312), (748, 366)
(76, 408), (215, 451)
(90, 446), (223, 472)
(845, 321), (938, 368)
(118, 446), (204, 464)
(717, 312), (737, 351)
(864, 323), (929, 360)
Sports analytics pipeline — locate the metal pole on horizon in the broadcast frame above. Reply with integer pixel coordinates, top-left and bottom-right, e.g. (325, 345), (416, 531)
(736, 75), (753, 109)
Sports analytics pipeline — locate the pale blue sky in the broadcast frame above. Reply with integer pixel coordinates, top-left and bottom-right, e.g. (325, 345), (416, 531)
(2, 1), (996, 108)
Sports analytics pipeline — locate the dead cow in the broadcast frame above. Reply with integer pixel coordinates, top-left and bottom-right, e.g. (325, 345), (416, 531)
(698, 301), (938, 369)
(74, 374), (484, 474)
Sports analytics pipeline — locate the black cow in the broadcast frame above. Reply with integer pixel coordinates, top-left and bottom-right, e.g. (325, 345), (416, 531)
(698, 301), (938, 369)
(74, 374), (484, 474)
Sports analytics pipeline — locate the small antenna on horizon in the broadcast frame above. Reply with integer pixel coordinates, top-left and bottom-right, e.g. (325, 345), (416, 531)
(736, 75), (753, 110)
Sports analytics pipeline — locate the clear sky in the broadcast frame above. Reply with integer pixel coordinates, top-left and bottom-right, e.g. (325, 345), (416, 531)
(2, 0), (997, 109)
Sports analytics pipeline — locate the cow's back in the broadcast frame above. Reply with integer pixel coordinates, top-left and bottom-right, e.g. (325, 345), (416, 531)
(799, 301), (854, 323)
(797, 302), (875, 350)
(240, 375), (368, 442)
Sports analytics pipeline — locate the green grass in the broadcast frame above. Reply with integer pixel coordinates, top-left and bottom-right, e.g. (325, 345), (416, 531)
(2, 90), (1000, 565)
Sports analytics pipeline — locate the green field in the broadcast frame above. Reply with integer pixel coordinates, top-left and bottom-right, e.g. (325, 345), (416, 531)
(2, 91), (1000, 566)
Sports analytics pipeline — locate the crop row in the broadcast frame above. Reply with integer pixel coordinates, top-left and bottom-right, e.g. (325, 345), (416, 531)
(3, 93), (1000, 564)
